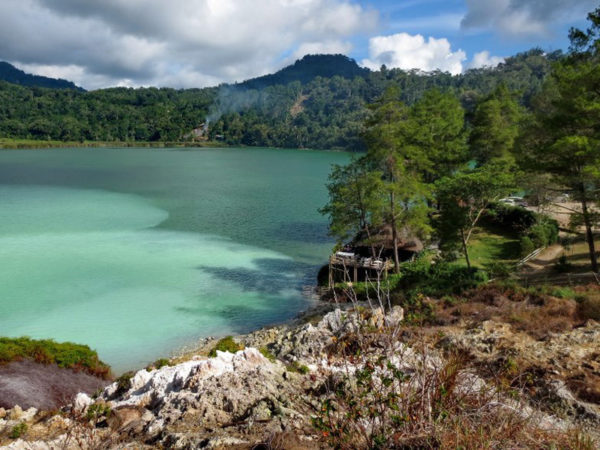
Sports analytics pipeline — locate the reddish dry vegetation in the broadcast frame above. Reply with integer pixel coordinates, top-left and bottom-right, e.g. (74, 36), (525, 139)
(0, 360), (109, 410)
(433, 283), (600, 339)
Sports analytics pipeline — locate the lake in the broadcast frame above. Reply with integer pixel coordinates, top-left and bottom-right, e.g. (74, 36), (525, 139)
(0, 147), (350, 371)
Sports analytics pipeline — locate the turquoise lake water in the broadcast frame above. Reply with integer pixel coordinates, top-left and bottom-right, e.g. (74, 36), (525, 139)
(0, 147), (350, 371)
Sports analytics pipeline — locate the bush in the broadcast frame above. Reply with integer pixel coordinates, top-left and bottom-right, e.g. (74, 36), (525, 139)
(86, 403), (111, 420)
(520, 236), (535, 257)
(208, 336), (244, 357)
(286, 361), (309, 374)
(483, 261), (513, 279)
(485, 203), (537, 232)
(259, 347), (276, 362)
(579, 296), (600, 321)
(528, 222), (559, 248)
(396, 257), (488, 299)
(146, 358), (171, 371)
(9, 423), (27, 439)
(0, 337), (110, 379)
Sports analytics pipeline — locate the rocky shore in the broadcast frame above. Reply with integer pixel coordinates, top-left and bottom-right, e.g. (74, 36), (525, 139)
(1, 297), (599, 448)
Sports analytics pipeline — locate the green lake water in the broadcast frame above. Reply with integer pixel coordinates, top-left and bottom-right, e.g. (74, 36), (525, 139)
(0, 147), (350, 371)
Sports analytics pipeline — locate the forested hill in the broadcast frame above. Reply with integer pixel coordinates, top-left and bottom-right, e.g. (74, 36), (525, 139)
(0, 49), (560, 150)
(236, 54), (370, 90)
(0, 61), (82, 90)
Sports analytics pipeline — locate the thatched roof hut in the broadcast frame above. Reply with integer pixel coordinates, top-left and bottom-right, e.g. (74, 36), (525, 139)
(351, 225), (423, 259)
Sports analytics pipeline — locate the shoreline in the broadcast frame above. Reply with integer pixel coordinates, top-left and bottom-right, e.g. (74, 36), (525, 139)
(0, 139), (355, 153)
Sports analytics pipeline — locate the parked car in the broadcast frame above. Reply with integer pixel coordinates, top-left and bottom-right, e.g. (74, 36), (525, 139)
(499, 197), (528, 207)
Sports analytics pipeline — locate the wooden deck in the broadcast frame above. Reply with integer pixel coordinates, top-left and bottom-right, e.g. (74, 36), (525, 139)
(328, 253), (394, 287)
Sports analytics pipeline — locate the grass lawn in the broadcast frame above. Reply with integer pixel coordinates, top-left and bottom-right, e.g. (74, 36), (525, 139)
(459, 226), (521, 268)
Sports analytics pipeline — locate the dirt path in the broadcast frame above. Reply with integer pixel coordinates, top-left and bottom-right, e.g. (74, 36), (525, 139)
(520, 244), (564, 273)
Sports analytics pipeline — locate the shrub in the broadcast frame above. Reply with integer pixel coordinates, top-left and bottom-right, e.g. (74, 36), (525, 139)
(485, 203), (537, 232)
(86, 403), (111, 420)
(528, 222), (559, 248)
(520, 236), (535, 257)
(0, 337), (110, 379)
(146, 358), (171, 371)
(286, 361), (309, 374)
(9, 423), (27, 439)
(579, 296), (600, 321)
(259, 347), (276, 362)
(483, 261), (513, 279)
(112, 371), (135, 398)
(208, 336), (243, 357)
(396, 257), (488, 299)
(551, 287), (576, 299)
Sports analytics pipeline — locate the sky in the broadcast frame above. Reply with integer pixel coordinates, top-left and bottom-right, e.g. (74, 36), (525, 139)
(0, 0), (596, 90)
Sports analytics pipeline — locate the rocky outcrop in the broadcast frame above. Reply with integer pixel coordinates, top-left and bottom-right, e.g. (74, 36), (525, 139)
(3, 307), (599, 448)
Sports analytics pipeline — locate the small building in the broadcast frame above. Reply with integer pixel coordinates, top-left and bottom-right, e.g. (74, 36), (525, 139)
(327, 225), (423, 287)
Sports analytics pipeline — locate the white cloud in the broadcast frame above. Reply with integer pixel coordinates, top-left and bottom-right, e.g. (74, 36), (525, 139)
(0, 0), (378, 89)
(468, 51), (504, 70)
(461, 0), (597, 37)
(361, 33), (466, 75)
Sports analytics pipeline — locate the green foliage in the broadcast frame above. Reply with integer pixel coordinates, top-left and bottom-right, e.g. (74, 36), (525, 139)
(86, 403), (112, 420)
(482, 261), (513, 279)
(0, 50), (554, 151)
(259, 347), (276, 362)
(550, 286), (576, 299)
(520, 236), (535, 256)
(286, 361), (309, 374)
(114, 371), (135, 397)
(9, 423), (27, 439)
(484, 203), (537, 232)
(528, 222), (559, 248)
(208, 336), (244, 357)
(0, 337), (110, 378)
(517, 20), (600, 272)
(469, 84), (523, 164)
(394, 256), (488, 300)
(319, 156), (384, 244)
(147, 358), (171, 371)
(435, 161), (515, 269)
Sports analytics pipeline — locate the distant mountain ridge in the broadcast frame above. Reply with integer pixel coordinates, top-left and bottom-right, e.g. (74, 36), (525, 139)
(236, 54), (370, 90)
(0, 61), (83, 90)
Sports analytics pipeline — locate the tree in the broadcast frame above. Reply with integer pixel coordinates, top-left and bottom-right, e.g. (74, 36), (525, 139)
(406, 89), (469, 183)
(518, 10), (600, 272)
(363, 87), (431, 272)
(436, 162), (514, 270)
(469, 84), (523, 165)
(319, 157), (384, 254)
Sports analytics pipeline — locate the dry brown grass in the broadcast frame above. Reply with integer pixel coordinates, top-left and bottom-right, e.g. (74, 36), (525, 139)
(433, 284), (583, 340)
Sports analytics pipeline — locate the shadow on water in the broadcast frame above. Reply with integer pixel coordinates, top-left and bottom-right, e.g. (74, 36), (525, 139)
(197, 257), (319, 296)
(178, 258), (321, 335)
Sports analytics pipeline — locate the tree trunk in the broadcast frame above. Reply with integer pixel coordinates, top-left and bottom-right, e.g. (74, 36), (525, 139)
(581, 196), (598, 273)
(390, 191), (400, 274)
(461, 228), (471, 271)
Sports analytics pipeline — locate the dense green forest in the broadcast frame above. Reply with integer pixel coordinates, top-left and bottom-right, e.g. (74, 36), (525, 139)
(320, 8), (600, 275)
(0, 50), (559, 150)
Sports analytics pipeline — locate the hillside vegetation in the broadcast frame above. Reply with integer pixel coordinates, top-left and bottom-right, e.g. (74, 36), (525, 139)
(0, 50), (557, 150)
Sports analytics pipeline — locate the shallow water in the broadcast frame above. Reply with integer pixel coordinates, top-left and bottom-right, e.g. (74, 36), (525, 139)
(0, 147), (349, 371)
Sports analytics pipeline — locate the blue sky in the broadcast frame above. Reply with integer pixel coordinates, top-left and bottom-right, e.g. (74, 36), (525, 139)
(354, 0), (594, 65)
(0, 0), (596, 89)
